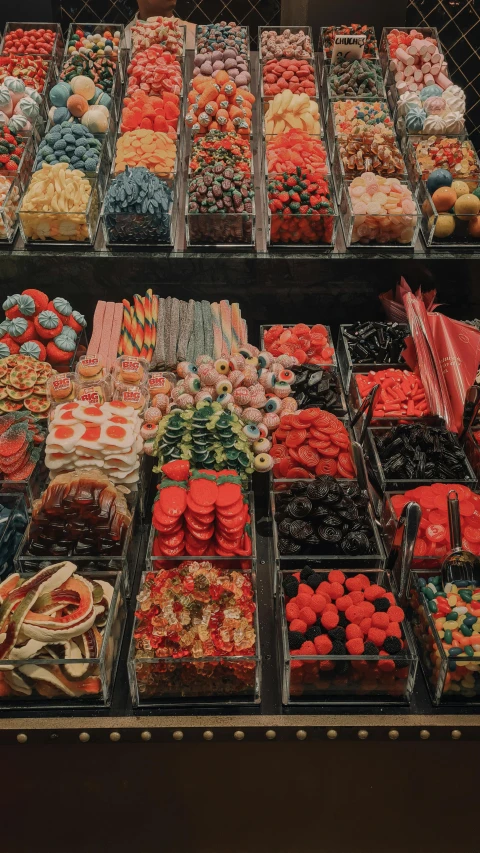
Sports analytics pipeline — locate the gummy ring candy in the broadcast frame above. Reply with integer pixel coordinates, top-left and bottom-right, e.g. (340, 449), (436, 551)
(315, 458), (338, 477)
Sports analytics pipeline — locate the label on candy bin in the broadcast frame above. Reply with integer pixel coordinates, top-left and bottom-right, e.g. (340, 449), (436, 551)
(331, 34), (366, 62)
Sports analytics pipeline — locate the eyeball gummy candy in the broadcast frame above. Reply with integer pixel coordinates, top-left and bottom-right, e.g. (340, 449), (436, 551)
(214, 358), (229, 374)
(177, 361), (197, 377)
(217, 392), (233, 407)
(275, 381), (292, 399)
(176, 393), (195, 408)
(264, 396), (282, 413)
(254, 453), (274, 472)
(243, 423), (260, 442)
(253, 438), (271, 454)
(216, 379), (233, 395)
(185, 374), (201, 393)
(258, 422), (269, 439)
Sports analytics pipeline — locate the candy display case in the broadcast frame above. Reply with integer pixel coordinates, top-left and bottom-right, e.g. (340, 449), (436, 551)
(364, 423), (477, 494)
(0, 52), (58, 101)
(336, 323), (409, 393)
(262, 98), (324, 140)
(287, 364), (348, 417)
(61, 23), (127, 90)
(0, 23), (65, 69)
(102, 188), (176, 249)
(15, 490), (139, 597)
(186, 185), (255, 249)
(19, 172), (103, 247)
(147, 492), (256, 573)
(0, 570), (126, 708)
(0, 494), (28, 580)
(278, 566), (417, 705)
(326, 60), (386, 104)
(324, 98), (394, 157)
(410, 572), (480, 705)
(0, 176), (22, 244)
(348, 368), (432, 432)
(331, 134), (407, 200)
(417, 180), (480, 249)
(128, 566), (261, 707)
(339, 178), (420, 250)
(260, 59), (320, 102)
(271, 481), (385, 570)
(260, 323), (337, 367)
(195, 23), (248, 63)
(406, 136), (480, 187)
(266, 190), (339, 250)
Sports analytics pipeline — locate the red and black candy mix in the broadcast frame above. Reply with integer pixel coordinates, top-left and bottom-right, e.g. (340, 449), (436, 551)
(0, 55), (50, 93)
(391, 483), (480, 561)
(152, 460), (252, 558)
(2, 27), (57, 56)
(271, 408), (354, 480)
(356, 368), (430, 419)
(0, 128), (26, 174)
(275, 477), (377, 556)
(284, 568), (407, 662)
(263, 323), (335, 365)
(267, 171), (335, 245)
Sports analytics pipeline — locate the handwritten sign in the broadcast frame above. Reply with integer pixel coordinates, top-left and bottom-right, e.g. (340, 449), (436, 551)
(331, 34), (366, 62)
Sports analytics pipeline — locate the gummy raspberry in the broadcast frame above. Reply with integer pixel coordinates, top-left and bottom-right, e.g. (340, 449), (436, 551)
(384, 636), (402, 655)
(306, 625), (323, 641)
(336, 594), (353, 611)
(345, 575), (364, 592)
(364, 584), (385, 602)
(318, 581), (332, 597)
(323, 602), (338, 614)
(368, 627), (386, 647)
(288, 630), (305, 650)
(345, 604), (363, 623)
(286, 602), (300, 621)
(298, 582), (314, 597)
(346, 638), (364, 655)
(328, 626), (346, 642)
(386, 622), (402, 639)
(290, 618), (308, 633)
(374, 597), (390, 612)
(356, 573), (371, 588)
(388, 605), (405, 622)
(364, 641), (379, 655)
(346, 623), (363, 640)
(329, 581), (344, 600)
(378, 650), (396, 671)
(309, 594), (327, 614)
(385, 592), (396, 606)
(359, 617), (372, 634)
(358, 601), (375, 618)
(371, 612), (390, 630)
(321, 610), (339, 630)
(300, 640), (316, 655)
(307, 574), (322, 591)
(283, 577), (299, 597)
(300, 565), (315, 581)
(349, 590), (364, 605)
(299, 606), (316, 627)
(328, 569), (345, 585)
(314, 634), (332, 654)
(395, 655), (410, 670)
(330, 640), (346, 655)
(295, 593), (313, 609)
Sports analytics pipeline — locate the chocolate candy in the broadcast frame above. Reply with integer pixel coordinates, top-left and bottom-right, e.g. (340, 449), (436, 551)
(322, 25), (378, 60)
(374, 422), (471, 481)
(104, 166), (172, 244)
(261, 29), (313, 62)
(275, 476), (376, 556)
(343, 321), (407, 365)
(291, 365), (344, 413)
(329, 58), (384, 99)
(196, 22), (249, 60)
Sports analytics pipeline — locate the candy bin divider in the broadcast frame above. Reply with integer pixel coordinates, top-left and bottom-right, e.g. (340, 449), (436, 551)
(260, 58), (320, 102)
(0, 458), (49, 513)
(0, 570), (126, 709)
(18, 170), (103, 249)
(347, 369), (441, 435)
(405, 135), (480, 189)
(465, 430), (480, 483)
(195, 23), (248, 64)
(260, 323), (337, 367)
(339, 177), (420, 251)
(68, 325), (89, 371)
(10, 131), (40, 195)
(330, 134), (408, 202)
(327, 59), (387, 104)
(127, 567), (261, 708)
(417, 180), (480, 251)
(14, 490), (139, 597)
(258, 26), (314, 66)
(264, 172), (339, 251)
(278, 565), (417, 705)
(364, 422), (477, 497)
(0, 494), (28, 581)
(147, 490), (256, 572)
(379, 27), (442, 79)
(262, 97), (324, 140)
(0, 23), (65, 70)
(336, 323), (409, 394)
(0, 175), (22, 244)
(270, 484), (385, 599)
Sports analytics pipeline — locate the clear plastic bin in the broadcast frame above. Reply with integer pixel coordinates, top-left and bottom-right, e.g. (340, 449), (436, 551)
(339, 178), (420, 250)
(260, 58), (319, 101)
(327, 59), (386, 103)
(102, 175), (176, 248)
(263, 96), (323, 140)
(336, 323), (409, 393)
(61, 23), (126, 98)
(279, 565), (417, 704)
(348, 368), (432, 431)
(19, 172), (102, 247)
(417, 179), (480, 249)
(0, 570), (125, 708)
(258, 26), (314, 64)
(0, 176), (21, 243)
(128, 567), (261, 707)
(265, 173), (338, 250)
(260, 322), (337, 367)
(379, 26), (442, 78)
(406, 135), (480, 187)
(0, 22), (65, 68)
(331, 133), (407, 199)
(0, 456), (49, 511)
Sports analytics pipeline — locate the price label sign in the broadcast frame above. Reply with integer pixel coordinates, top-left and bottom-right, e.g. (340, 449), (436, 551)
(331, 34), (366, 62)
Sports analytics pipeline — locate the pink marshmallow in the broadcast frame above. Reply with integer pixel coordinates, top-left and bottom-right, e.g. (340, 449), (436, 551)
(423, 73), (434, 85)
(389, 59), (398, 72)
(404, 64), (414, 77)
(422, 62), (432, 73)
(435, 71), (452, 89)
(407, 82), (418, 91)
(395, 71), (405, 82)
(430, 63), (441, 76)
(397, 81), (407, 93)
(431, 51), (441, 64)
(413, 69), (423, 83)
(396, 47), (414, 65)
(407, 44), (419, 56)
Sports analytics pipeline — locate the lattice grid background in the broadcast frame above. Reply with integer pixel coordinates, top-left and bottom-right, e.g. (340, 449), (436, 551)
(57, 0), (281, 45)
(406, 0), (480, 149)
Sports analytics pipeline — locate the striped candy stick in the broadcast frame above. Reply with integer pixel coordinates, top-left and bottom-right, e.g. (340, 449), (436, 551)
(141, 292), (151, 359)
(231, 302), (241, 353)
(220, 299), (232, 356)
(150, 292), (158, 360)
(211, 302), (223, 359)
(121, 299), (135, 355)
(133, 293), (145, 355)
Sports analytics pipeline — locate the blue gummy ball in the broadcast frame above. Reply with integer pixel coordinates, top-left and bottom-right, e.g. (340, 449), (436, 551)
(52, 107), (70, 125)
(84, 157), (97, 171)
(426, 169), (453, 194)
(50, 81), (72, 107)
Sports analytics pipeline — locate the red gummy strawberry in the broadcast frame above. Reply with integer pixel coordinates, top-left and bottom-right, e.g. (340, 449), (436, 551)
(22, 289), (49, 314)
(161, 459), (190, 481)
(157, 479), (188, 517)
(188, 471), (218, 507)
